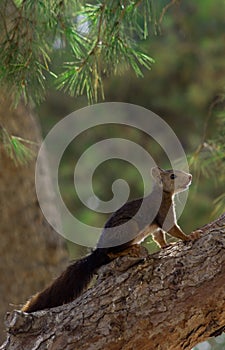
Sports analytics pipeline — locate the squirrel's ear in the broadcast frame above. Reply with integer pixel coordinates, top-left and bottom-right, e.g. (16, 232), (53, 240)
(151, 167), (163, 184)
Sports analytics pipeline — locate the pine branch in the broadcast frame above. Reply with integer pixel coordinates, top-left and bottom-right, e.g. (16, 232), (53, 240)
(57, 1), (155, 102)
(0, 125), (37, 165)
(0, 0), (159, 105)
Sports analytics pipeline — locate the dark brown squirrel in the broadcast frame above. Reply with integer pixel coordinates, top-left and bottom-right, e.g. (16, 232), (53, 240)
(22, 167), (198, 313)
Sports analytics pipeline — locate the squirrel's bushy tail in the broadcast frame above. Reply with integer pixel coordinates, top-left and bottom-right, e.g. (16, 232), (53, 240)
(22, 248), (110, 313)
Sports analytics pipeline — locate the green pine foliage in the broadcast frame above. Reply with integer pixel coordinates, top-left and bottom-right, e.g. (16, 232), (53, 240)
(0, 126), (36, 165)
(0, 0), (157, 105)
(0, 0), (159, 165)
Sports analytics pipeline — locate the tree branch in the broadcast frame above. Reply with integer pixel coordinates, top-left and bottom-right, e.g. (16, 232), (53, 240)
(1, 213), (225, 350)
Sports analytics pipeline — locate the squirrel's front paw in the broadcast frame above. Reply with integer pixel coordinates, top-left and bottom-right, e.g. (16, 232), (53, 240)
(189, 229), (203, 240)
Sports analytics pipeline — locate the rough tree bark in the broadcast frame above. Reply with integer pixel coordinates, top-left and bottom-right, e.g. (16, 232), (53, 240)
(1, 213), (225, 350)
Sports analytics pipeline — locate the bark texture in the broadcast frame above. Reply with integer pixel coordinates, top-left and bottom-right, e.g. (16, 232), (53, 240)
(0, 96), (68, 342)
(1, 214), (225, 350)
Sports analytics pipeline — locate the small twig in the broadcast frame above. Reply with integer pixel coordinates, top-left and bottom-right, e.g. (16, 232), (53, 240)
(158, 0), (179, 25)
(11, 136), (38, 146)
(76, 2), (106, 73)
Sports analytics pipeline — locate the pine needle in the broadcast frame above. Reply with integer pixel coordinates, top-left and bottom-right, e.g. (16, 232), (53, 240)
(0, 126), (37, 166)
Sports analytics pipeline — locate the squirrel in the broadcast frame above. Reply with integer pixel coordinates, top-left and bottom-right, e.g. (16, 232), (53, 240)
(22, 167), (198, 313)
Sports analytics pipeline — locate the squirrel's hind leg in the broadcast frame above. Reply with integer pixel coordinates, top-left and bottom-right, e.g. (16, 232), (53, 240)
(152, 229), (167, 248)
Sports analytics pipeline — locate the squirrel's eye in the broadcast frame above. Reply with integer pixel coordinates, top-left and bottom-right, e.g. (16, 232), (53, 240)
(170, 174), (177, 180)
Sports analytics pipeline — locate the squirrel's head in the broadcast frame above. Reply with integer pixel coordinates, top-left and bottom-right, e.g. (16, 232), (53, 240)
(151, 167), (192, 194)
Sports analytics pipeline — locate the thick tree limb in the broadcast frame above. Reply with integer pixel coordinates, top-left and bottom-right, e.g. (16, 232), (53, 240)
(1, 214), (225, 350)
